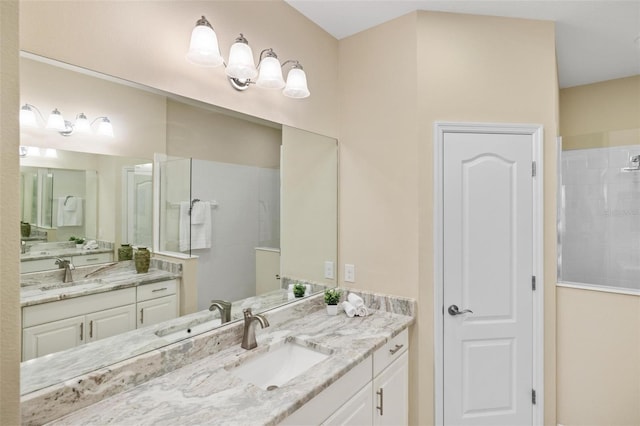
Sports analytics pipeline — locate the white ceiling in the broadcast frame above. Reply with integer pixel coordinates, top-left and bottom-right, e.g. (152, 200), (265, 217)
(285, 0), (640, 88)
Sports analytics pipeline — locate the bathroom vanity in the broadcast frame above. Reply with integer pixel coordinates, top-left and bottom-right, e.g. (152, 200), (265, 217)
(20, 262), (181, 361)
(21, 292), (415, 425)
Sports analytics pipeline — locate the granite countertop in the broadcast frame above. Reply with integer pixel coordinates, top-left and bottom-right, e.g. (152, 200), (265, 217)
(20, 247), (113, 262)
(20, 267), (181, 308)
(47, 303), (414, 425)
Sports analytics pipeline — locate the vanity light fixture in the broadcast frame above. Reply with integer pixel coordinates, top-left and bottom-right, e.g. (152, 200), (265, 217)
(186, 15), (311, 99)
(19, 103), (114, 137)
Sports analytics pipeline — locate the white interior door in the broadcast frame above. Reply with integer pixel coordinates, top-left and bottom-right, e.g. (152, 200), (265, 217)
(443, 131), (534, 425)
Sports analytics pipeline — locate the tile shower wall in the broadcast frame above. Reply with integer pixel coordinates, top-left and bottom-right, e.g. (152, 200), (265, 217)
(191, 159), (280, 310)
(560, 144), (640, 291)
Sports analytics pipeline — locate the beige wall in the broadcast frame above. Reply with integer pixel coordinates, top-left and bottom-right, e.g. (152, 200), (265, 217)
(20, 1), (339, 138)
(557, 75), (640, 425)
(0, 1), (20, 424)
(20, 56), (168, 159)
(339, 11), (558, 424)
(166, 99), (281, 168)
(281, 126), (337, 284)
(557, 287), (640, 425)
(560, 75), (640, 149)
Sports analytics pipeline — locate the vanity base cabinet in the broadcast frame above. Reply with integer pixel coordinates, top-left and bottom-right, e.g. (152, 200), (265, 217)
(280, 328), (410, 426)
(136, 280), (179, 328)
(21, 288), (137, 361)
(86, 304), (136, 342)
(137, 295), (178, 328)
(22, 315), (84, 360)
(324, 382), (374, 425)
(373, 351), (408, 426)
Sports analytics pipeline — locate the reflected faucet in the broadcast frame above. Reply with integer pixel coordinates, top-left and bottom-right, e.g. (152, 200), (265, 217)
(241, 308), (269, 350)
(55, 258), (75, 283)
(209, 300), (232, 324)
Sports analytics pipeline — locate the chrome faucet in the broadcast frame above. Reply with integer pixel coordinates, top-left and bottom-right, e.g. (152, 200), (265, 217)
(55, 258), (75, 283)
(241, 308), (269, 350)
(209, 299), (232, 324)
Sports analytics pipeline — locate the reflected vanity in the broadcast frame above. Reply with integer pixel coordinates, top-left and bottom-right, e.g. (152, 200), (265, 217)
(19, 52), (338, 396)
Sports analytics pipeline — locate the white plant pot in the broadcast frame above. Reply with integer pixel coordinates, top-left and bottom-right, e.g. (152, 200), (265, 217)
(326, 304), (338, 316)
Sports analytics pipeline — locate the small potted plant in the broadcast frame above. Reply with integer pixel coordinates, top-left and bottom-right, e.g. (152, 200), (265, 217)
(324, 288), (343, 315)
(74, 237), (85, 248)
(293, 283), (306, 298)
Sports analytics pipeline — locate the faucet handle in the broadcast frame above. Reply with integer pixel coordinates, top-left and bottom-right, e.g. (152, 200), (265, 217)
(243, 307), (253, 319)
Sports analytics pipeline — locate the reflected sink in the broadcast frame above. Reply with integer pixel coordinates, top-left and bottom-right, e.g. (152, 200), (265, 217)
(154, 318), (222, 338)
(39, 279), (103, 291)
(226, 340), (332, 390)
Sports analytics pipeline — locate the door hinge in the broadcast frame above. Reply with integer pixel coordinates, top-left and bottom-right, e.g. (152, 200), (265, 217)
(532, 161), (537, 177)
(532, 389), (537, 405)
(532, 275), (536, 291)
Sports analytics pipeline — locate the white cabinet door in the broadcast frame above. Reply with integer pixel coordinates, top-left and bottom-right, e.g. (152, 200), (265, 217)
(137, 295), (177, 328)
(23, 315), (84, 361)
(86, 304), (136, 342)
(324, 382), (374, 426)
(373, 351), (408, 426)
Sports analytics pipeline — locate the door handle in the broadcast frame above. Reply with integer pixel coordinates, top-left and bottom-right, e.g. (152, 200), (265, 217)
(448, 305), (473, 316)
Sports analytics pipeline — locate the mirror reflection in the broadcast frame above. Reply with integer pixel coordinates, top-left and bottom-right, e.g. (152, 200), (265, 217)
(19, 52), (337, 393)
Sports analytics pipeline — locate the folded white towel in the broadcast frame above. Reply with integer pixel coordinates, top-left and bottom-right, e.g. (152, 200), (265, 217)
(356, 305), (369, 317)
(179, 201), (212, 251)
(83, 240), (99, 250)
(63, 196), (77, 211)
(57, 197), (83, 227)
(347, 293), (365, 308)
(342, 301), (356, 318)
(191, 201), (208, 225)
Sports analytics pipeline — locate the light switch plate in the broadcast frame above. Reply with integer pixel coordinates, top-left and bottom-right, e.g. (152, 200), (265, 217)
(344, 264), (355, 283)
(324, 261), (335, 279)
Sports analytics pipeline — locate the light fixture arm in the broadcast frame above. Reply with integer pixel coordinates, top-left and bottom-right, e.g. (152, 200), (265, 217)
(281, 59), (303, 70)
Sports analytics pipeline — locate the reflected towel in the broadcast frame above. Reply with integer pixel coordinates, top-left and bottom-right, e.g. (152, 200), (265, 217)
(179, 201), (211, 252)
(191, 201), (209, 225)
(342, 301), (356, 318)
(57, 197), (83, 226)
(63, 196), (77, 211)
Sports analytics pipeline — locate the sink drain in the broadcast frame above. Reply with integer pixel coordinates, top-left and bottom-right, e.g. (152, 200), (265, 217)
(266, 385), (279, 391)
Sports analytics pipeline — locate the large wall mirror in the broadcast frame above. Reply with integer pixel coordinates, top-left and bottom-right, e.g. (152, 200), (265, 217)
(19, 52), (338, 394)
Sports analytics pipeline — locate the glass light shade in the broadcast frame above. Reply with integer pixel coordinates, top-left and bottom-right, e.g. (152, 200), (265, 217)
(226, 42), (258, 80)
(186, 25), (224, 67)
(283, 68), (310, 99)
(26, 146), (41, 157)
(74, 113), (91, 133)
(45, 109), (66, 131)
(44, 148), (58, 158)
(256, 56), (285, 89)
(96, 117), (114, 137)
(20, 105), (38, 127)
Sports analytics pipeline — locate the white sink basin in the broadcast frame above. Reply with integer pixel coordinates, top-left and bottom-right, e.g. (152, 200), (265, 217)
(226, 340), (331, 390)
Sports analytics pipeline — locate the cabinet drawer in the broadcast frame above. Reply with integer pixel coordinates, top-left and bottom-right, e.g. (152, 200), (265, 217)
(72, 252), (113, 266)
(136, 279), (177, 302)
(373, 328), (408, 377)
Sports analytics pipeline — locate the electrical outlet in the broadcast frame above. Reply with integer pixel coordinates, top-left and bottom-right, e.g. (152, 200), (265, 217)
(344, 264), (355, 282)
(324, 261), (334, 279)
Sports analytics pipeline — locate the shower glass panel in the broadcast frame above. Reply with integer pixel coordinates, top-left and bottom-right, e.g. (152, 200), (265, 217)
(558, 142), (640, 292)
(157, 155), (192, 255)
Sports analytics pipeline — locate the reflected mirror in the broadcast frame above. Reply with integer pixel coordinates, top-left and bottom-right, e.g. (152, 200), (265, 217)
(19, 52), (337, 394)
